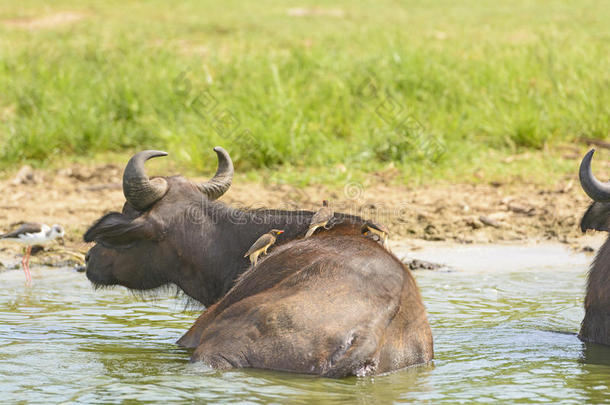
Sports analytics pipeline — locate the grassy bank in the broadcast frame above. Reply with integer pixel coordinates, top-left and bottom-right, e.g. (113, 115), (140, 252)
(0, 0), (608, 184)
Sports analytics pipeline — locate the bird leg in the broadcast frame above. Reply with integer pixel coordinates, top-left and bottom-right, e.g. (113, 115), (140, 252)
(23, 246), (32, 284)
(25, 246), (31, 268)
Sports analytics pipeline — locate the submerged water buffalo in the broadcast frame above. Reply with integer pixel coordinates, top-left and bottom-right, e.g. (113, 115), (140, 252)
(578, 149), (610, 346)
(84, 147), (433, 376)
(176, 221), (433, 377)
(84, 147), (362, 306)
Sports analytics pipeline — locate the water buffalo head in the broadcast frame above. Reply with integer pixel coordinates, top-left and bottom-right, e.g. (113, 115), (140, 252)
(579, 149), (610, 232)
(84, 147), (236, 305)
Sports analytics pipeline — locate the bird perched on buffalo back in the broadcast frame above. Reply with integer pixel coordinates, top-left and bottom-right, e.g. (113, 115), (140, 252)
(305, 200), (334, 238)
(361, 221), (390, 249)
(244, 229), (284, 266)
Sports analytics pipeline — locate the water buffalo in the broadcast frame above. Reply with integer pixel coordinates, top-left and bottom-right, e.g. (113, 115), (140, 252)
(84, 147), (363, 306)
(577, 149), (610, 346)
(84, 147), (433, 376)
(177, 221), (433, 377)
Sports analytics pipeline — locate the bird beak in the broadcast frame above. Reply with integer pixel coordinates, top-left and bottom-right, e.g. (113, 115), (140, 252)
(278, 230), (284, 235)
(57, 237), (65, 246)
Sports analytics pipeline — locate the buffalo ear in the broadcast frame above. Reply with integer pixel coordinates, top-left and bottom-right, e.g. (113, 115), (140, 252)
(581, 202), (610, 233)
(84, 212), (159, 248)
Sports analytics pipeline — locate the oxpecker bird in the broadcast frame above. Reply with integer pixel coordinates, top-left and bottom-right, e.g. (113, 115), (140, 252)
(361, 221), (389, 249)
(305, 200), (334, 238)
(0, 223), (65, 283)
(244, 229), (284, 266)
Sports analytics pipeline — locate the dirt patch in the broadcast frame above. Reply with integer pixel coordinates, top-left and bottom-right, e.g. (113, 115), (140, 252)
(0, 162), (598, 265)
(3, 12), (86, 30)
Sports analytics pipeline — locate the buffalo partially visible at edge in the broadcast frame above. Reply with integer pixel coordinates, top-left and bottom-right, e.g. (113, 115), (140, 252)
(577, 149), (610, 346)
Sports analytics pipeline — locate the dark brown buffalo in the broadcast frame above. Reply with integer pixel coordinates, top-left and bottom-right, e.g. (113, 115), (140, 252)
(83, 148), (433, 376)
(84, 147), (363, 306)
(578, 149), (610, 346)
(177, 222), (434, 377)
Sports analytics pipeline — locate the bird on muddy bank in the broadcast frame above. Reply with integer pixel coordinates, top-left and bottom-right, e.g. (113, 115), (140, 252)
(244, 229), (284, 266)
(361, 221), (390, 249)
(0, 223), (65, 284)
(305, 200), (334, 238)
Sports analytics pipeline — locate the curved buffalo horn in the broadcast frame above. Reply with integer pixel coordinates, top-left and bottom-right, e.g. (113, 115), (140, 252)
(196, 146), (234, 200)
(579, 149), (610, 202)
(123, 150), (169, 211)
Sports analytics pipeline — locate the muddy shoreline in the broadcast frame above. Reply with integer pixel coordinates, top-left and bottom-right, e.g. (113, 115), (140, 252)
(0, 163), (600, 266)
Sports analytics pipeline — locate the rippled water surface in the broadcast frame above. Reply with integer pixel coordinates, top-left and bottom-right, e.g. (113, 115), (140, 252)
(1, 244), (609, 403)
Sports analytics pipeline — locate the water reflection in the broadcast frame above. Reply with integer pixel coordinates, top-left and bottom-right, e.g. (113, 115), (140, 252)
(1, 244), (609, 403)
(581, 342), (610, 367)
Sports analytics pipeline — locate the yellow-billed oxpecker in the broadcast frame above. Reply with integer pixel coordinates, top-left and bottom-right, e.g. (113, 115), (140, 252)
(361, 221), (389, 249)
(244, 229), (284, 266)
(305, 200), (334, 238)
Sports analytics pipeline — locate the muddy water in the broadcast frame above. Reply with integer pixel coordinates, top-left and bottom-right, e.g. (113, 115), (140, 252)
(1, 244), (609, 403)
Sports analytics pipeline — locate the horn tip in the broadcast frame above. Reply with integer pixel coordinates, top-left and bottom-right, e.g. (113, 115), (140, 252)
(132, 150), (168, 161)
(213, 146), (226, 153)
(581, 149), (596, 169)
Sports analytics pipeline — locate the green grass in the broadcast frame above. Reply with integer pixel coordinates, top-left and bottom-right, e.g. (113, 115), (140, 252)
(0, 0), (608, 185)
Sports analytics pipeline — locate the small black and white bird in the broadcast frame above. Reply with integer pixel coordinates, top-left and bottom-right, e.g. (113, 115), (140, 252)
(305, 200), (334, 238)
(244, 229), (284, 266)
(0, 223), (65, 283)
(361, 221), (390, 249)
